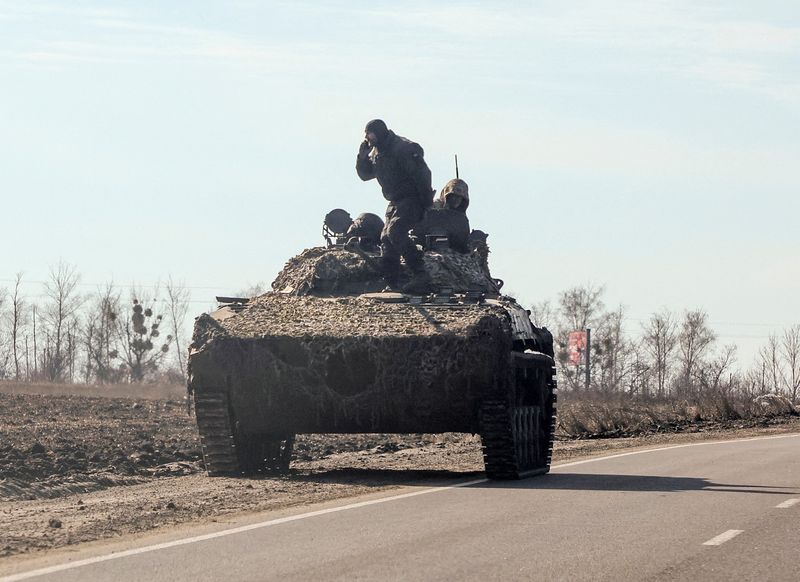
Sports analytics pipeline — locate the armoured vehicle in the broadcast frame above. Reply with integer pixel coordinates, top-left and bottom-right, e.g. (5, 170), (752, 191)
(188, 209), (557, 479)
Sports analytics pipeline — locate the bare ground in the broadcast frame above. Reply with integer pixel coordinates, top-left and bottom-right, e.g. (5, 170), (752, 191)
(1, 381), (798, 563)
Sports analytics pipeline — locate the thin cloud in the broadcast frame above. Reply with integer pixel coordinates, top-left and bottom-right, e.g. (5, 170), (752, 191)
(708, 22), (800, 54)
(423, 110), (800, 187)
(3, 2), (798, 107)
(0, 1), (125, 20)
(89, 17), (213, 38)
(4, 10), (455, 75)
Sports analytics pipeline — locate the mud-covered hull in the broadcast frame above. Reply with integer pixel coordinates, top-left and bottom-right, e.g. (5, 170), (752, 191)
(188, 300), (513, 435)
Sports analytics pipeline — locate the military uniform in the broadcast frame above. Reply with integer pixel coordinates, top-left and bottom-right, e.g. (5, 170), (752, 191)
(356, 120), (434, 285)
(346, 212), (384, 252)
(416, 178), (471, 253)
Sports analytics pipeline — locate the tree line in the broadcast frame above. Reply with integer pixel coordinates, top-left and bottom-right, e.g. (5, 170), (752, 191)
(0, 262), (191, 384)
(1, 266), (797, 402)
(531, 284), (800, 403)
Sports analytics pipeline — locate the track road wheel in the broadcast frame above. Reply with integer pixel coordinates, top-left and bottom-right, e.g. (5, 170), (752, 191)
(194, 390), (295, 476)
(479, 351), (557, 480)
(193, 391), (241, 476)
(236, 432), (295, 474)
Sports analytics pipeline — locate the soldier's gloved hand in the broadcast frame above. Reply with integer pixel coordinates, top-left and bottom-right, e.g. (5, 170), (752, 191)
(358, 140), (371, 157)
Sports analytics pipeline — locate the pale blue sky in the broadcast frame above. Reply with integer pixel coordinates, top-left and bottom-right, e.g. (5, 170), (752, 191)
(1, 1), (798, 365)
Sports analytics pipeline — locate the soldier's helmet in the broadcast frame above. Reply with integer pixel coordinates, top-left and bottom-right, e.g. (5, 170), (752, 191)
(364, 119), (390, 145)
(347, 212), (384, 244)
(438, 179), (470, 212)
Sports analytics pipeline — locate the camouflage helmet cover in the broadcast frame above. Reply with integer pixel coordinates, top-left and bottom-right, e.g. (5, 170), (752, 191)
(438, 178), (470, 211)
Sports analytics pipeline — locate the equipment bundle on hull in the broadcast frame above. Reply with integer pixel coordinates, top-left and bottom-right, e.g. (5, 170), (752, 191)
(188, 221), (557, 480)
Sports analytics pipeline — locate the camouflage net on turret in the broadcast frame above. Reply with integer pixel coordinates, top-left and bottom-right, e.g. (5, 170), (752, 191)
(271, 247), (383, 295)
(271, 246), (498, 296)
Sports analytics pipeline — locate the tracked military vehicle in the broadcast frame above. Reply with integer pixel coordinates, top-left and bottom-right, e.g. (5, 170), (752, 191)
(188, 209), (557, 479)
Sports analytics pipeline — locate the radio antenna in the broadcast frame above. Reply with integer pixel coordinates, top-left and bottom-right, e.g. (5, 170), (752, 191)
(454, 154), (459, 179)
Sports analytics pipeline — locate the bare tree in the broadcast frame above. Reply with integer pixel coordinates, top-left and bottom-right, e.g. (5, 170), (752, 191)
(641, 309), (678, 397)
(558, 283), (605, 332)
(696, 344), (738, 394)
(757, 334), (784, 395)
(554, 283), (606, 391)
(24, 335), (31, 381)
(625, 341), (652, 396)
(32, 304), (38, 379)
(528, 299), (557, 329)
(84, 283), (122, 384)
(8, 273), (26, 380)
(593, 306), (633, 393)
(165, 277), (190, 376)
(740, 366), (762, 399)
(40, 261), (83, 382)
(116, 297), (172, 382)
(0, 286), (6, 377)
(65, 319), (80, 383)
(676, 310), (715, 397)
(780, 326), (800, 403)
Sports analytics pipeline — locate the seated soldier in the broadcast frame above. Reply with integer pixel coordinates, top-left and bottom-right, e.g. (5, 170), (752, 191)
(414, 180), (471, 253)
(345, 212), (384, 252)
(435, 178), (469, 213)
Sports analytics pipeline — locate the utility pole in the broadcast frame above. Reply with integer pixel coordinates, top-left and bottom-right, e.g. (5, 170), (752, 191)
(585, 328), (591, 390)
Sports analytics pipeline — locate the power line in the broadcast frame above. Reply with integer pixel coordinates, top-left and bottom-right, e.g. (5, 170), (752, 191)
(0, 278), (226, 290)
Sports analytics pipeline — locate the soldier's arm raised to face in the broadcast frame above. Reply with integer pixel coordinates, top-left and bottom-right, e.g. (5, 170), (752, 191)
(356, 140), (376, 181)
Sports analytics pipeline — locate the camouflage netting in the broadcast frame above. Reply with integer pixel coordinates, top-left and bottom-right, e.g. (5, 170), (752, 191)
(206, 293), (509, 339)
(189, 295), (515, 433)
(423, 249), (497, 293)
(271, 247), (383, 296)
(270, 246), (498, 296)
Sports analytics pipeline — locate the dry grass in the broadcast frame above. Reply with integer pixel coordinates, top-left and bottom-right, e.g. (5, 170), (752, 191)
(0, 381), (186, 401)
(2, 381), (795, 442)
(556, 392), (798, 439)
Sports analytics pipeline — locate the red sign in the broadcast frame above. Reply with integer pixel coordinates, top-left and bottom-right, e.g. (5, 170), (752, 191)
(567, 331), (587, 365)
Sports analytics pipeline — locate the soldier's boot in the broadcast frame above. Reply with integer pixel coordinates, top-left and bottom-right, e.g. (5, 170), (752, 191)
(401, 252), (432, 294)
(401, 270), (432, 295)
(380, 254), (401, 291)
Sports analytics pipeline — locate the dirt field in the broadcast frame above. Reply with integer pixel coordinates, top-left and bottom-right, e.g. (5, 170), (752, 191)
(1, 381), (798, 562)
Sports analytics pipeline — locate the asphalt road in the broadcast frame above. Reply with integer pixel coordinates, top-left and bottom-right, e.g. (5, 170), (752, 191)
(3, 434), (799, 582)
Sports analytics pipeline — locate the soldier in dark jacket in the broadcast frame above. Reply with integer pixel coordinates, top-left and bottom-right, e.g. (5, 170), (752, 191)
(356, 119), (434, 289)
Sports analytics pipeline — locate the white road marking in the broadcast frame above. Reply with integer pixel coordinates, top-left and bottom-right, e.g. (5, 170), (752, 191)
(775, 498), (800, 509)
(552, 433), (800, 470)
(2, 432), (798, 582)
(0, 479), (488, 582)
(703, 529), (744, 546)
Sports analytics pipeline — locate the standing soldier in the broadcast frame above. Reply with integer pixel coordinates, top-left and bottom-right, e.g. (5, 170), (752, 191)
(356, 119), (434, 290)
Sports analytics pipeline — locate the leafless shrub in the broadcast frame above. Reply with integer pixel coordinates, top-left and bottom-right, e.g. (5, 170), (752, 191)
(557, 391), (796, 439)
(39, 261), (83, 382)
(164, 277), (190, 377)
